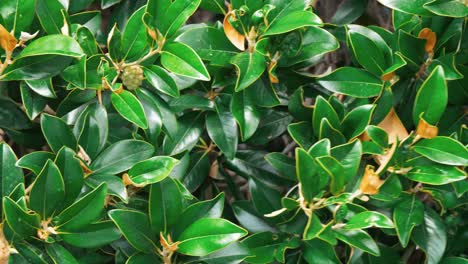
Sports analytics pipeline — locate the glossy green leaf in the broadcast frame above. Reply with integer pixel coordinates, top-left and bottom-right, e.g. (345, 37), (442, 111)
(393, 194), (424, 247)
(316, 156), (345, 195)
(75, 103), (108, 160)
(162, 112), (204, 156)
(313, 96), (341, 136)
(303, 239), (340, 264)
(334, 229), (380, 256)
(406, 165), (467, 185)
(231, 51), (266, 91)
(143, 66), (179, 97)
(177, 218), (248, 256)
(29, 159), (65, 218)
(0, 143), (23, 204)
(413, 209), (447, 264)
(231, 90), (260, 141)
(36, 0), (66, 34)
(149, 177), (186, 235)
(41, 113), (77, 153)
(414, 137), (468, 166)
(331, 140), (362, 183)
(3, 197), (40, 239)
(206, 108), (238, 160)
(265, 153), (296, 179)
(16, 151), (55, 175)
(111, 90), (148, 129)
(56, 183), (107, 231)
(341, 104), (375, 140)
(0, 0), (35, 34)
(46, 244), (79, 264)
(161, 42), (210, 81)
(127, 156), (180, 186)
(376, 0), (433, 16)
(61, 221), (121, 248)
(20, 82), (47, 120)
(54, 147), (84, 209)
(85, 174), (127, 202)
(91, 139), (154, 175)
(424, 0), (468, 17)
(296, 148), (323, 202)
(288, 122), (314, 150)
(121, 7), (148, 61)
(318, 67), (383, 98)
(413, 66), (448, 126)
(344, 211), (394, 230)
(263, 10), (322, 36)
(156, 0), (201, 38)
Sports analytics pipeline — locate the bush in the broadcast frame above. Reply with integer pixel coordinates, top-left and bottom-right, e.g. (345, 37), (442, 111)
(0, 0), (467, 263)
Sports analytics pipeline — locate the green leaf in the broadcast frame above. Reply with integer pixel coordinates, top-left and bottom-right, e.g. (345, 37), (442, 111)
(303, 239), (340, 264)
(61, 221), (122, 248)
(177, 218), (248, 256)
(316, 156), (345, 195)
(317, 67), (383, 98)
(135, 88), (164, 144)
(334, 229), (380, 256)
(161, 42), (210, 81)
(91, 139), (154, 175)
(296, 148), (323, 202)
(149, 177), (186, 235)
(313, 96), (341, 136)
(247, 110), (293, 145)
(182, 151), (210, 192)
(85, 174), (128, 202)
(29, 159), (65, 218)
(54, 147), (84, 209)
(406, 165), (466, 185)
(413, 66), (448, 126)
(424, 0), (468, 18)
(241, 231), (284, 263)
(231, 51), (266, 91)
(143, 66), (179, 97)
(249, 178), (284, 220)
(122, 7), (148, 61)
(0, 143), (23, 204)
(331, 0), (368, 25)
(331, 140), (362, 183)
(365, 125), (388, 148)
(414, 137), (468, 166)
(346, 24), (392, 76)
(413, 209), (447, 264)
(265, 153), (296, 180)
(162, 112), (204, 156)
(108, 209), (157, 253)
(344, 211), (394, 230)
(75, 103), (108, 160)
(20, 82), (47, 120)
(111, 90), (148, 129)
(41, 113), (77, 153)
(155, 0), (201, 38)
(0, 0), (35, 34)
(231, 90), (260, 141)
(46, 244), (79, 264)
(56, 183), (107, 231)
(3, 197), (40, 239)
(206, 107), (238, 160)
(280, 26), (339, 67)
(393, 194), (424, 247)
(376, 0), (433, 16)
(263, 10), (322, 36)
(36, 0), (66, 34)
(173, 193), (225, 239)
(341, 104), (375, 140)
(319, 118), (346, 146)
(25, 78), (56, 98)
(16, 151), (55, 175)
(18, 34), (83, 59)
(170, 94), (215, 112)
(232, 201), (276, 233)
(194, 242), (250, 264)
(288, 122), (314, 150)
(127, 156), (180, 186)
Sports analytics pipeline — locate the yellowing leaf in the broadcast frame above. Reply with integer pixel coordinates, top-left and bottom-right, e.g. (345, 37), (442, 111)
(359, 165), (384, 195)
(0, 24), (17, 53)
(223, 12), (245, 51)
(418, 28), (436, 54)
(378, 108), (409, 144)
(416, 117), (438, 139)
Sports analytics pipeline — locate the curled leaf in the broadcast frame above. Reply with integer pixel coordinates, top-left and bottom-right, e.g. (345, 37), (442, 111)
(0, 24), (17, 53)
(416, 117), (438, 139)
(223, 11), (245, 51)
(378, 108), (409, 144)
(359, 165), (384, 195)
(418, 28), (436, 54)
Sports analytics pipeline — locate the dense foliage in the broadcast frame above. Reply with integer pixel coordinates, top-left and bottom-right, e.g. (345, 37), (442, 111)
(0, 0), (467, 263)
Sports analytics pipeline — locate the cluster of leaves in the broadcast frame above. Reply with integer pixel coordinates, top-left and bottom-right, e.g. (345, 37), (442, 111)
(0, 0), (467, 263)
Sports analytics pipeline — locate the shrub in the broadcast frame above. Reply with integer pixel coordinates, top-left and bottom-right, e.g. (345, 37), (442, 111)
(0, 0), (467, 263)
